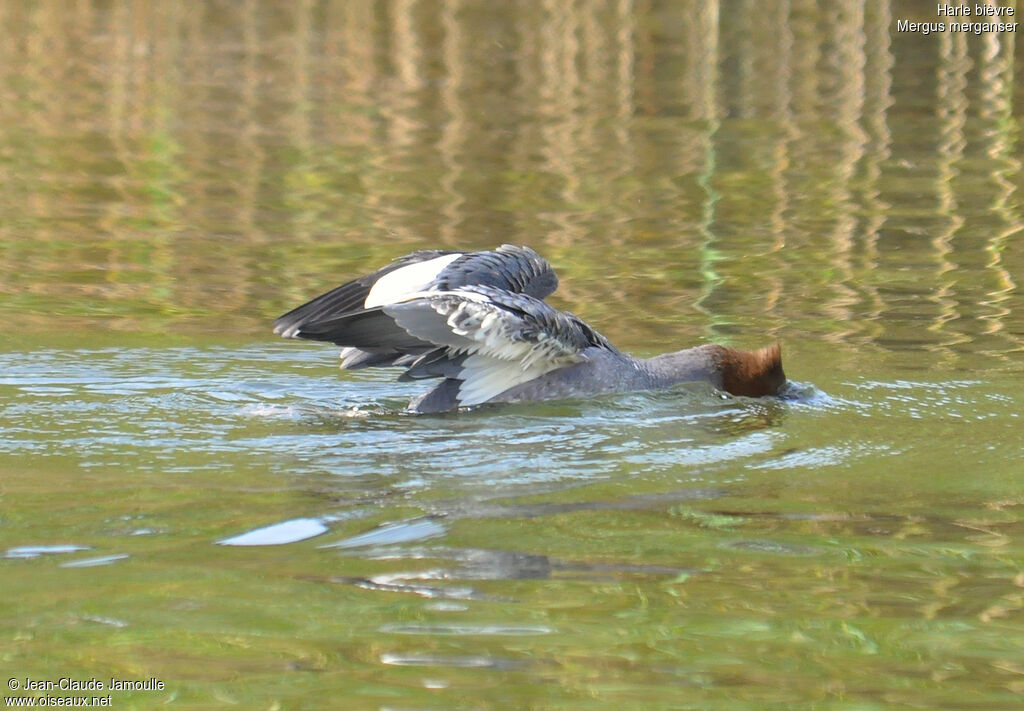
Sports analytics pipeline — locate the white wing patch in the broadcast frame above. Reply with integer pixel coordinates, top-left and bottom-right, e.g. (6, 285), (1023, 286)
(363, 253), (462, 308)
(457, 353), (571, 405)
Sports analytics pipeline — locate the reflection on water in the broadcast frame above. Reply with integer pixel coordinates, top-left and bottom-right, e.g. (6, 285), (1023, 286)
(218, 517), (331, 546)
(5, 545), (91, 559)
(0, 0), (1021, 366)
(1, 1), (1023, 708)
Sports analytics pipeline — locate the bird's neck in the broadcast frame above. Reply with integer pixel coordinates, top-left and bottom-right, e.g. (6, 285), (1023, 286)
(640, 343), (785, 397)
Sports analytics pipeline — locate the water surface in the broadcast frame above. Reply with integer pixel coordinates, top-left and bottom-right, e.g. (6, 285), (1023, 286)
(1, 2), (1022, 709)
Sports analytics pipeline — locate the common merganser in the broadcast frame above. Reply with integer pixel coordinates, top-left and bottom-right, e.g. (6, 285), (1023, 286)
(274, 245), (786, 413)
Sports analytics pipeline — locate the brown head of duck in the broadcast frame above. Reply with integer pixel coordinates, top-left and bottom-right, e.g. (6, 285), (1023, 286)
(713, 342), (786, 397)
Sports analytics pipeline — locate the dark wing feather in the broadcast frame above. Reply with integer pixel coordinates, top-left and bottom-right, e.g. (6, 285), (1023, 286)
(273, 250), (455, 338)
(435, 245), (558, 299)
(286, 307), (434, 355)
(273, 245), (562, 374)
(397, 347), (464, 381)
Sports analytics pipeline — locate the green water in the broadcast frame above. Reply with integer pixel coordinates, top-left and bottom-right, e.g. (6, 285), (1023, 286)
(2, 2), (1023, 709)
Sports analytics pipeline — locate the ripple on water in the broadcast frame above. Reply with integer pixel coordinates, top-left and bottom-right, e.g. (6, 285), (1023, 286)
(59, 554), (130, 568)
(319, 517), (447, 549)
(5, 545), (91, 559)
(848, 378), (1009, 421)
(334, 574), (482, 601)
(1, 344), (819, 486)
(1, 339), (870, 575)
(379, 623), (553, 636)
(218, 518), (331, 546)
(723, 540), (824, 556)
(379, 653), (528, 670)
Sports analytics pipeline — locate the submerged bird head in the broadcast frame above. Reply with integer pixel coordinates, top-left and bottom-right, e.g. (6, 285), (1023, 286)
(713, 342), (786, 397)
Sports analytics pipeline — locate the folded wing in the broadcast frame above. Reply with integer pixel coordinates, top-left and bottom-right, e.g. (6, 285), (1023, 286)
(385, 285), (611, 405)
(273, 244), (561, 373)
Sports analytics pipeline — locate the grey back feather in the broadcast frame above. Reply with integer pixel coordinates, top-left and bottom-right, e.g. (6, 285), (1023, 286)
(386, 286), (613, 406)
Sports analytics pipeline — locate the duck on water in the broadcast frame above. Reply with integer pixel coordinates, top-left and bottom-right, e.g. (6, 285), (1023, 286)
(274, 245), (786, 413)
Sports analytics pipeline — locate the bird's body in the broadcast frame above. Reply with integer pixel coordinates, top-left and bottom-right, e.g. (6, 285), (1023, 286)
(274, 245), (786, 412)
